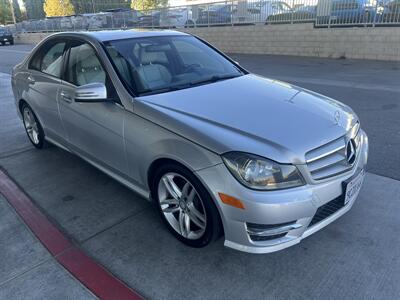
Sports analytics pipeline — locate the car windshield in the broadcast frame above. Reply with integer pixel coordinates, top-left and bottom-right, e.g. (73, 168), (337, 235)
(104, 35), (244, 96)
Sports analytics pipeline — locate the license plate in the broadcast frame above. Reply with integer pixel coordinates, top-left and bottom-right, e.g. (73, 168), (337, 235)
(344, 169), (364, 205)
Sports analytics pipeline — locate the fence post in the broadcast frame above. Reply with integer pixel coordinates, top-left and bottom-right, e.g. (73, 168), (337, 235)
(208, 3), (211, 26)
(291, 0), (294, 24)
(372, 1), (378, 27)
(231, 0), (234, 26)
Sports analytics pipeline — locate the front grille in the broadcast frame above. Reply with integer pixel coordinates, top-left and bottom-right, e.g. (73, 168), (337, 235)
(306, 123), (361, 180)
(308, 194), (345, 227)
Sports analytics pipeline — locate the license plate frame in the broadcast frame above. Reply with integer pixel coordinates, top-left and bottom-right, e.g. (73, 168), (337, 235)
(343, 169), (365, 206)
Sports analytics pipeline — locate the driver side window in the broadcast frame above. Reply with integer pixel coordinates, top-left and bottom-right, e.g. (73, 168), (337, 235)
(66, 42), (106, 86)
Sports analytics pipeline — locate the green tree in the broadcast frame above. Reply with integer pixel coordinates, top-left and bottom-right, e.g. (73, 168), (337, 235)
(131, 0), (168, 11)
(23, 0), (45, 20)
(12, 0), (23, 21)
(72, 0), (130, 14)
(43, 0), (75, 17)
(0, 0), (12, 24)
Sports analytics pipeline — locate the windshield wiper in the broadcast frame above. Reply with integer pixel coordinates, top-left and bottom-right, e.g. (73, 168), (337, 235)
(139, 83), (193, 96)
(189, 74), (241, 87)
(138, 74), (241, 96)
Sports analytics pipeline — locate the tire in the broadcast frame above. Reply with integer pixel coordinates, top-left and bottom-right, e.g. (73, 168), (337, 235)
(152, 163), (222, 248)
(21, 103), (47, 149)
(10, 40), (14, 45)
(184, 20), (195, 28)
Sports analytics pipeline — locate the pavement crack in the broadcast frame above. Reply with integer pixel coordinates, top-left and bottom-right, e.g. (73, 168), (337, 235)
(0, 257), (54, 288)
(79, 207), (151, 245)
(0, 147), (34, 160)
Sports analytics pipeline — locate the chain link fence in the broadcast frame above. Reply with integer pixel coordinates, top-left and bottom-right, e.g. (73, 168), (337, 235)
(4, 0), (400, 33)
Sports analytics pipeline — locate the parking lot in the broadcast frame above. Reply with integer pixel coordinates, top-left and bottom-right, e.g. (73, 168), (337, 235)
(0, 43), (400, 299)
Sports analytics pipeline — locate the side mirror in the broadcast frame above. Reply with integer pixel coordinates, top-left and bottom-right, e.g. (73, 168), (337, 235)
(75, 83), (107, 102)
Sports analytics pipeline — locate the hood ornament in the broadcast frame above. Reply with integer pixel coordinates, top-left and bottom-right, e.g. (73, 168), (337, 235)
(334, 111), (341, 125)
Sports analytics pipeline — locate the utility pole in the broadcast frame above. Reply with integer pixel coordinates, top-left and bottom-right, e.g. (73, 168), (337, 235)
(9, 0), (16, 24)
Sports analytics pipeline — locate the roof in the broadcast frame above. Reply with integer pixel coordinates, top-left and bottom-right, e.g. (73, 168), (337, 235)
(83, 29), (189, 42)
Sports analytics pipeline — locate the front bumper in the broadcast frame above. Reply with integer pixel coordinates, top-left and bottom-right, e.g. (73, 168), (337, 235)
(0, 36), (13, 42)
(195, 130), (368, 254)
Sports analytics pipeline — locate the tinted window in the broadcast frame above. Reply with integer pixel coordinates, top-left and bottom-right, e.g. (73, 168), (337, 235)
(104, 35), (243, 95)
(29, 41), (66, 78)
(66, 43), (106, 86)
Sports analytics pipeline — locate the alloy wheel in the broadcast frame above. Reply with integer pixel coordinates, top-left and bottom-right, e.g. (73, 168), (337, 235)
(23, 106), (40, 145)
(158, 172), (207, 240)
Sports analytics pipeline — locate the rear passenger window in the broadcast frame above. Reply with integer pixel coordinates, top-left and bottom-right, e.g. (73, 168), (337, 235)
(29, 41), (66, 78)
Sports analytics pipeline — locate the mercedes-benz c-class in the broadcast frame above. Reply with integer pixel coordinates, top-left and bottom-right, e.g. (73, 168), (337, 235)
(11, 30), (368, 253)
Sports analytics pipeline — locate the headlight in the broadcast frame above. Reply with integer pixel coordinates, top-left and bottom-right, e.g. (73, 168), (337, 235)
(222, 152), (305, 190)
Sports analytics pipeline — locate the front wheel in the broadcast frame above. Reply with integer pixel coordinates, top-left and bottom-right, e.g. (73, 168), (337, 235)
(21, 103), (47, 149)
(153, 163), (222, 247)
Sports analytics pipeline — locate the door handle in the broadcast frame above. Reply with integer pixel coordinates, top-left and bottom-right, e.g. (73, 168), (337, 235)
(27, 75), (35, 84)
(60, 91), (72, 103)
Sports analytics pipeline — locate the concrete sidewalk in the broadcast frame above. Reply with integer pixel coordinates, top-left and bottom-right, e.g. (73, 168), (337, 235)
(0, 194), (97, 299)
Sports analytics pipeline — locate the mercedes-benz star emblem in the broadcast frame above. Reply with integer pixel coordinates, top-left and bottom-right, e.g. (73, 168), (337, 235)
(334, 111), (341, 125)
(345, 139), (357, 165)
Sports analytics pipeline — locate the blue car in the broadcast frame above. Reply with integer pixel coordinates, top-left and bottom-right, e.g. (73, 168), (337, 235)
(329, 0), (381, 23)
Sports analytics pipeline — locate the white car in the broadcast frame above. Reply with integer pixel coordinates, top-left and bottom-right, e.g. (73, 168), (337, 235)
(159, 8), (196, 28)
(233, 0), (292, 24)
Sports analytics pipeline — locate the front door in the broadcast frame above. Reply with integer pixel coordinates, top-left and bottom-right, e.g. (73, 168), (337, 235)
(58, 41), (129, 177)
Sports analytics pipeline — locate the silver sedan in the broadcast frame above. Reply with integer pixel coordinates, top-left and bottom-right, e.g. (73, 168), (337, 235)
(11, 30), (368, 253)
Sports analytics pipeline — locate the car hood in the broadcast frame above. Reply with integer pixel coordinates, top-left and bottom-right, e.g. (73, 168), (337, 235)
(135, 74), (358, 164)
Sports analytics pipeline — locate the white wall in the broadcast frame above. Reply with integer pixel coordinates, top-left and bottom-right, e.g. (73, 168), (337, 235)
(179, 24), (400, 61)
(14, 23), (400, 61)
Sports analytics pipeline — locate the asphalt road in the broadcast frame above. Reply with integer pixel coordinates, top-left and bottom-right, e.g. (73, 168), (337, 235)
(0, 44), (399, 180)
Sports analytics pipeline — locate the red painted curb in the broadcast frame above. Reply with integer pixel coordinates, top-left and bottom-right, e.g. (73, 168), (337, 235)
(0, 168), (143, 300)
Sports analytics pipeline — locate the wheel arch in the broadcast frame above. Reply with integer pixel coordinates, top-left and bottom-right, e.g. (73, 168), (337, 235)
(147, 157), (195, 196)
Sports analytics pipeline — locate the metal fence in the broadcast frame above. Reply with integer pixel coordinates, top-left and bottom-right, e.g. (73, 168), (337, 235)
(5, 0), (400, 33)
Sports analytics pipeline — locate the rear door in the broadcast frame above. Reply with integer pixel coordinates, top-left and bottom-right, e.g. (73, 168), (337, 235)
(58, 40), (129, 177)
(25, 39), (67, 143)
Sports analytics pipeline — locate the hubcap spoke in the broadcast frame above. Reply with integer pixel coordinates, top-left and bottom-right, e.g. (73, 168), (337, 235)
(160, 198), (179, 206)
(187, 205), (206, 229)
(162, 206), (180, 213)
(162, 176), (182, 200)
(186, 188), (196, 205)
(179, 210), (188, 237)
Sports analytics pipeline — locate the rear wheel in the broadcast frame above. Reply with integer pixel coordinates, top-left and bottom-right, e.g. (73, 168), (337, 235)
(21, 103), (47, 149)
(9, 40), (14, 45)
(152, 163), (222, 247)
(185, 20), (195, 28)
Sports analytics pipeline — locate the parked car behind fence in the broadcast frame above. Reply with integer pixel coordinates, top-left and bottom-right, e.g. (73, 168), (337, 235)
(159, 8), (196, 28)
(196, 4), (233, 25)
(383, 0), (400, 22)
(233, 0), (293, 24)
(5, 0), (400, 32)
